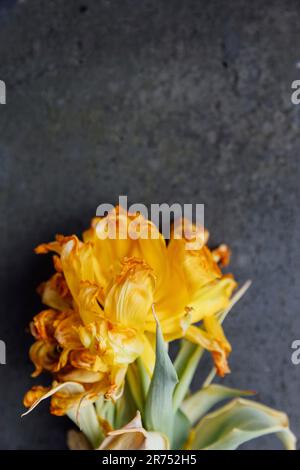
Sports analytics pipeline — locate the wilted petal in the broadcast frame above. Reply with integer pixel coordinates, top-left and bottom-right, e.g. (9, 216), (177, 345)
(185, 318), (231, 377)
(83, 208), (136, 291)
(107, 325), (145, 365)
(23, 385), (51, 409)
(77, 281), (105, 324)
(212, 244), (231, 267)
(22, 381), (85, 416)
(29, 340), (65, 377)
(169, 244), (221, 294)
(54, 311), (83, 350)
(67, 429), (92, 450)
(30, 309), (59, 342)
(69, 350), (108, 373)
(56, 368), (105, 384)
(23, 379), (113, 417)
(98, 412), (169, 450)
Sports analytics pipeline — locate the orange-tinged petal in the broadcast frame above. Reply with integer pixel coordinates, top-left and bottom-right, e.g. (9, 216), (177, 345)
(35, 235), (75, 255)
(107, 324), (144, 365)
(23, 381), (86, 416)
(52, 254), (63, 272)
(54, 312), (83, 350)
(29, 340), (65, 377)
(168, 236), (221, 296)
(30, 309), (59, 342)
(56, 368), (105, 383)
(37, 273), (72, 311)
(212, 244), (231, 267)
(23, 386), (50, 408)
(83, 208), (136, 291)
(185, 321), (231, 377)
(77, 320), (108, 352)
(50, 382), (91, 416)
(203, 315), (231, 355)
(69, 350), (108, 373)
(77, 281), (104, 324)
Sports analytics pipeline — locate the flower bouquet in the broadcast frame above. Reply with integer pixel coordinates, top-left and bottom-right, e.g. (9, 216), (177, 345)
(22, 206), (296, 450)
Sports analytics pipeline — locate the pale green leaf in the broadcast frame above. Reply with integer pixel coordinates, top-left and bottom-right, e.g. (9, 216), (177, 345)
(67, 402), (104, 448)
(95, 396), (115, 427)
(144, 315), (178, 439)
(181, 384), (254, 425)
(190, 398), (296, 450)
(113, 383), (138, 430)
(172, 409), (191, 449)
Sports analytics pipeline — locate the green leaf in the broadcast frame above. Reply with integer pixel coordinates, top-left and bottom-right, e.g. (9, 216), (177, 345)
(114, 383), (138, 430)
(190, 398), (296, 450)
(181, 384), (255, 425)
(67, 404), (104, 448)
(144, 315), (178, 439)
(203, 281), (252, 389)
(173, 340), (203, 412)
(172, 409), (191, 449)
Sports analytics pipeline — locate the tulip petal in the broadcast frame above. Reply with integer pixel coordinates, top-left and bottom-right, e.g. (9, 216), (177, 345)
(22, 381), (85, 416)
(188, 277), (237, 323)
(98, 411), (169, 450)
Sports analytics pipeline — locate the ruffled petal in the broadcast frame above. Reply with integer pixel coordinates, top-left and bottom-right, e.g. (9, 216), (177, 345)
(104, 257), (155, 329)
(185, 319), (231, 377)
(29, 340), (67, 377)
(37, 273), (72, 311)
(168, 224), (221, 296)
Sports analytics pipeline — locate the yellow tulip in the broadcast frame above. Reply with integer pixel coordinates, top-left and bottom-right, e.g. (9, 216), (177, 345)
(24, 206), (236, 415)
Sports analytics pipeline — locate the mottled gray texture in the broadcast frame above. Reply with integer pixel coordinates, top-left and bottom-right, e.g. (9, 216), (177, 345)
(0, 0), (299, 450)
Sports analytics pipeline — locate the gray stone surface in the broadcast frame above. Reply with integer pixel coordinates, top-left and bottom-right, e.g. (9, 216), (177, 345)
(0, 0), (299, 450)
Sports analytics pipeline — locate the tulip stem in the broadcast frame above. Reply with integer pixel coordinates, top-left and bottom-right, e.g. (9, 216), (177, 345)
(126, 363), (144, 412)
(137, 357), (150, 398)
(202, 282), (252, 389)
(173, 343), (203, 413)
(202, 367), (216, 388)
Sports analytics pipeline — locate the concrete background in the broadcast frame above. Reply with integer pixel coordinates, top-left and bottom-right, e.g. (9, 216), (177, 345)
(0, 0), (299, 449)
